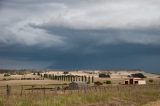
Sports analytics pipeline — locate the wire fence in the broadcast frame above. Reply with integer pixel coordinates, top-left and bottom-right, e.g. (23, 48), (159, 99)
(0, 84), (160, 97)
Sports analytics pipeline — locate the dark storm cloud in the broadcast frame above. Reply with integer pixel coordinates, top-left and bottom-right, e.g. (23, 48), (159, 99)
(0, 41), (160, 72)
(0, 0), (160, 72)
(30, 23), (160, 47)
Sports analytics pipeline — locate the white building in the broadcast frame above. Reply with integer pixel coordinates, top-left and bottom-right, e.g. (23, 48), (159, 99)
(124, 78), (146, 85)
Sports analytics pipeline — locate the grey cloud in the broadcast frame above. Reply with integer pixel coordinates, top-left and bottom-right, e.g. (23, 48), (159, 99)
(0, 0), (160, 47)
(30, 23), (160, 48)
(0, 58), (52, 69)
(31, 0), (160, 29)
(0, 43), (160, 72)
(0, 0), (160, 72)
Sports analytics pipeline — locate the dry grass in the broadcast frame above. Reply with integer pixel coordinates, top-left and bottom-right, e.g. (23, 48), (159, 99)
(143, 100), (160, 106)
(0, 73), (160, 106)
(0, 85), (160, 106)
(0, 80), (66, 86)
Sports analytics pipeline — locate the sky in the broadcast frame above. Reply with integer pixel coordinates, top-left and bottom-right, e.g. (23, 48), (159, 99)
(0, 0), (160, 73)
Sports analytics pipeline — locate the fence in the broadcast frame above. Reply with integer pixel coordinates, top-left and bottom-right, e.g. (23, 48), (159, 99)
(0, 84), (160, 97)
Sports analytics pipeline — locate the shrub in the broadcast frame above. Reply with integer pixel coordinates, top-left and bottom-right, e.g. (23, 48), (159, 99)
(99, 73), (110, 78)
(17, 72), (24, 75)
(106, 80), (112, 84)
(57, 87), (61, 90)
(63, 86), (69, 90)
(63, 83), (68, 85)
(2, 78), (7, 80)
(37, 72), (41, 76)
(131, 73), (146, 78)
(44, 74), (48, 78)
(4, 73), (10, 77)
(94, 81), (103, 86)
(149, 79), (154, 83)
(63, 72), (69, 74)
(87, 81), (90, 84)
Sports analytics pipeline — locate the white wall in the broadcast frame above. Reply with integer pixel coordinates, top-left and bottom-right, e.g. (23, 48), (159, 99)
(138, 80), (146, 85)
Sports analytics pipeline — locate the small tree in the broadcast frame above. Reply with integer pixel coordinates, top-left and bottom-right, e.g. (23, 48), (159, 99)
(40, 74), (43, 78)
(131, 73), (146, 78)
(37, 72), (41, 76)
(49, 74), (51, 79)
(71, 76), (73, 82)
(91, 76), (94, 83)
(62, 75), (65, 81)
(106, 80), (112, 84)
(75, 76), (78, 81)
(44, 74), (48, 78)
(81, 76), (84, 82)
(63, 72), (69, 74)
(87, 81), (90, 84)
(149, 79), (154, 83)
(94, 81), (103, 86)
(99, 73), (110, 78)
(88, 76), (91, 84)
(84, 76), (87, 82)
(51, 74), (54, 80)
(55, 75), (57, 80)
(4, 73), (10, 77)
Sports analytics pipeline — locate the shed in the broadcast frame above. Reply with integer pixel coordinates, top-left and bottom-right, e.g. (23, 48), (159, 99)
(69, 81), (88, 90)
(124, 78), (146, 85)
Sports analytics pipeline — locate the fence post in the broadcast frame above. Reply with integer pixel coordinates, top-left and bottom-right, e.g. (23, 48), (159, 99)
(32, 85), (33, 94)
(6, 85), (11, 96)
(43, 86), (45, 95)
(20, 85), (23, 96)
(41, 85), (43, 94)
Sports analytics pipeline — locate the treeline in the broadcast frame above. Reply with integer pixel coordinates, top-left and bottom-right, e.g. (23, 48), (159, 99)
(43, 74), (94, 84)
(131, 73), (146, 78)
(0, 69), (17, 73)
(0, 69), (42, 74)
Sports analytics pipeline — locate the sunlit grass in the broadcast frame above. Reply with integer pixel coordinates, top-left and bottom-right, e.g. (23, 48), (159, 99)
(0, 85), (160, 106)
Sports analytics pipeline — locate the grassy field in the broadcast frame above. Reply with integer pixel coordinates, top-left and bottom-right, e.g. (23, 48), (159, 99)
(0, 72), (160, 106)
(0, 80), (66, 86)
(0, 84), (160, 106)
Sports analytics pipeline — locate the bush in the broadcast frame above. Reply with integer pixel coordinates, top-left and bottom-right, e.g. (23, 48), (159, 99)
(106, 80), (112, 84)
(4, 73), (10, 77)
(99, 73), (110, 78)
(57, 87), (61, 90)
(63, 83), (68, 85)
(63, 86), (69, 90)
(94, 81), (103, 86)
(63, 72), (69, 74)
(131, 73), (146, 78)
(44, 74), (48, 78)
(87, 81), (90, 84)
(149, 79), (154, 83)
(37, 72), (41, 76)
(2, 78), (7, 80)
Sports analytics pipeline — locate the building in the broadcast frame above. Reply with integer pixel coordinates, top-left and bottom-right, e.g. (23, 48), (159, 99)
(124, 78), (146, 85)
